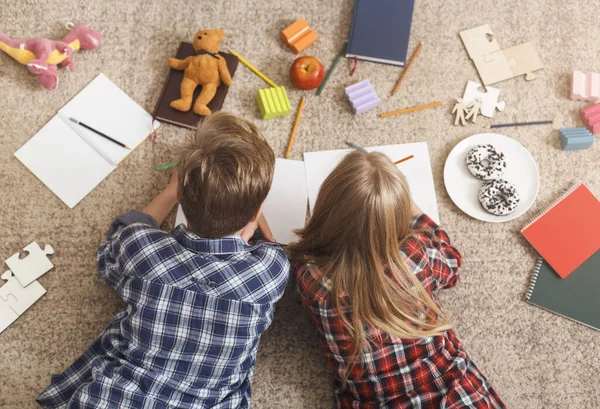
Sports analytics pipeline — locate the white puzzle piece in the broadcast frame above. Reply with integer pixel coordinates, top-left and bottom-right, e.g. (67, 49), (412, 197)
(0, 270), (46, 317)
(5, 241), (54, 287)
(462, 81), (505, 118)
(0, 294), (19, 334)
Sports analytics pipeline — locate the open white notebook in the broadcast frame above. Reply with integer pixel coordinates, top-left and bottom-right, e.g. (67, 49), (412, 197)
(303, 142), (440, 223)
(176, 159), (308, 245)
(14, 74), (159, 208)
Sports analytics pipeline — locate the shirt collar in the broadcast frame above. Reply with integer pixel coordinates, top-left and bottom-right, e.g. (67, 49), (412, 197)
(171, 224), (252, 255)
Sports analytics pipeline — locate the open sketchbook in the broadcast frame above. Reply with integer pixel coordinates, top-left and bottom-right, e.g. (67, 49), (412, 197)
(176, 159), (308, 245)
(303, 142), (440, 223)
(14, 74), (159, 208)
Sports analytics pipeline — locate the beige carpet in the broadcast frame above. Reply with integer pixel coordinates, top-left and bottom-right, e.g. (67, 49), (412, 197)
(1, 0), (599, 407)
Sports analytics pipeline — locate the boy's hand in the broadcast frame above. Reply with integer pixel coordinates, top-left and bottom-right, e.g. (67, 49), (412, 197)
(257, 214), (276, 243)
(165, 168), (179, 201)
(239, 214), (276, 244)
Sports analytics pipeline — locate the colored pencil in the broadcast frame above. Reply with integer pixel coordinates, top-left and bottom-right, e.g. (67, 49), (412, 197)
(229, 49), (278, 88)
(379, 101), (445, 118)
(391, 42), (423, 96)
(155, 161), (177, 172)
(345, 140), (365, 151)
(316, 42), (347, 96)
(69, 117), (129, 149)
(285, 96), (306, 158)
(394, 155), (414, 165)
(486, 120), (553, 129)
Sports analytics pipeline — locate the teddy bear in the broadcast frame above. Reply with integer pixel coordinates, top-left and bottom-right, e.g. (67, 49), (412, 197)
(168, 29), (232, 116)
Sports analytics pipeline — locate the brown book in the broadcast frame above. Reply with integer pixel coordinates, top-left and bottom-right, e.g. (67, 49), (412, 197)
(153, 42), (238, 129)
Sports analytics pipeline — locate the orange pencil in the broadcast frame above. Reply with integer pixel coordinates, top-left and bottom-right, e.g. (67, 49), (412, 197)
(285, 96), (306, 158)
(394, 155), (414, 165)
(391, 42), (423, 95)
(379, 101), (445, 118)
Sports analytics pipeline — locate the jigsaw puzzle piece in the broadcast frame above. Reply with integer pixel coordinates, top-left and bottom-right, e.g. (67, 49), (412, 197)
(462, 80), (505, 118)
(0, 294), (19, 334)
(459, 24), (502, 60)
(502, 42), (543, 81)
(0, 270), (46, 316)
(5, 241), (54, 287)
(473, 50), (513, 86)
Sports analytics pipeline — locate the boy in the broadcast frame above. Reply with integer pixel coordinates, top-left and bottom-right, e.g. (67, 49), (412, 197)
(37, 112), (290, 409)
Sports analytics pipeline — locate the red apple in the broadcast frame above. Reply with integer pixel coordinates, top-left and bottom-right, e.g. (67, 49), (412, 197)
(290, 56), (325, 90)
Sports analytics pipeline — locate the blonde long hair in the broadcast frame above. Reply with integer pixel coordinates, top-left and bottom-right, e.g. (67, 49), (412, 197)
(289, 150), (451, 364)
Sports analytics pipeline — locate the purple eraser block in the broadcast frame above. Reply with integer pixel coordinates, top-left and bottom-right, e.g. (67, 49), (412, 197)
(345, 79), (372, 96)
(346, 79), (380, 115)
(354, 97), (381, 115)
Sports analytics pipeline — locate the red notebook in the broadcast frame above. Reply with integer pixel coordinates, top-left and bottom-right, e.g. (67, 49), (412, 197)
(521, 182), (600, 279)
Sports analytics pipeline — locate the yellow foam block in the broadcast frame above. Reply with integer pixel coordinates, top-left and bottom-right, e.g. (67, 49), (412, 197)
(257, 86), (291, 120)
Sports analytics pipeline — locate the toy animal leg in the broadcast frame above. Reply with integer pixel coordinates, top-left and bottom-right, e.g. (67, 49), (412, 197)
(193, 83), (218, 116)
(170, 77), (198, 112)
(38, 65), (58, 90)
(27, 59), (50, 75)
(60, 57), (74, 70)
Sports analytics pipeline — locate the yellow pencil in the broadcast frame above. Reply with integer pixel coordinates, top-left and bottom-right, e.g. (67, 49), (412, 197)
(391, 42), (423, 96)
(379, 101), (445, 118)
(229, 49), (278, 88)
(285, 96), (306, 158)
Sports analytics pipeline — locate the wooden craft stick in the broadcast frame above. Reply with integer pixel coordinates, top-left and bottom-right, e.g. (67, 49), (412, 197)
(229, 49), (278, 88)
(285, 96), (306, 158)
(379, 101), (445, 118)
(391, 42), (423, 96)
(316, 42), (347, 96)
(487, 120), (553, 129)
(394, 155), (414, 165)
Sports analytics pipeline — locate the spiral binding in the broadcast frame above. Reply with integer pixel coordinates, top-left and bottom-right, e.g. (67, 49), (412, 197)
(520, 181), (584, 232)
(59, 113), (117, 168)
(525, 257), (543, 300)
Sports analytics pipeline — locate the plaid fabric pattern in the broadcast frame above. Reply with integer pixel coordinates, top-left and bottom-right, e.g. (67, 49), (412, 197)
(37, 210), (290, 409)
(295, 214), (506, 409)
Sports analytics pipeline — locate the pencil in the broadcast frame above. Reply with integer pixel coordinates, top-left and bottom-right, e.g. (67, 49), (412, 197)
(391, 42), (423, 96)
(229, 49), (278, 88)
(285, 96), (306, 158)
(345, 140), (365, 151)
(487, 120), (553, 129)
(69, 117), (130, 149)
(316, 42), (347, 96)
(155, 161), (177, 172)
(379, 101), (445, 118)
(394, 155), (414, 165)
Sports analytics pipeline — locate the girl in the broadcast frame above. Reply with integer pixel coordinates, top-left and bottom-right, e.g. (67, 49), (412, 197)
(289, 150), (505, 409)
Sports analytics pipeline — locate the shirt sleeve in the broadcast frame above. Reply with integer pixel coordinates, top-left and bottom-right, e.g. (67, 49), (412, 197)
(410, 214), (462, 290)
(97, 210), (159, 287)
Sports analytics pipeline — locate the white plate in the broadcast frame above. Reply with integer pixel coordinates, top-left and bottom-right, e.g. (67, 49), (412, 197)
(443, 133), (539, 223)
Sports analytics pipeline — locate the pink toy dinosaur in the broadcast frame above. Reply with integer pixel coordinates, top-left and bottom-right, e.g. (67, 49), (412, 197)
(0, 23), (101, 90)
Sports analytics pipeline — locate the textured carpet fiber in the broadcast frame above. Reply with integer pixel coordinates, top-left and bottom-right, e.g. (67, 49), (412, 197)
(1, 0), (599, 408)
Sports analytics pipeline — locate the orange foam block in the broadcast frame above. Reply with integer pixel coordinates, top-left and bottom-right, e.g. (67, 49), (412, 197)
(281, 18), (318, 54)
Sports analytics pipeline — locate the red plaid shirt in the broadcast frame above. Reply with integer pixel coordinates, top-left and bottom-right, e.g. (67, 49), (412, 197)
(295, 214), (506, 409)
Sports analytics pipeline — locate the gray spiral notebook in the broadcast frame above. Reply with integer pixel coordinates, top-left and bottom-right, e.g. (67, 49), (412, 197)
(526, 251), (600, 331)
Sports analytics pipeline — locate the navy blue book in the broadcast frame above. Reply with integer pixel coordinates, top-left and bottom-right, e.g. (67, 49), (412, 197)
(346, 0), (416, 66)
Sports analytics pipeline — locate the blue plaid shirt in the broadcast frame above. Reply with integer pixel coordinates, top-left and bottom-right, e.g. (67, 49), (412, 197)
(37, 210), (290, 409)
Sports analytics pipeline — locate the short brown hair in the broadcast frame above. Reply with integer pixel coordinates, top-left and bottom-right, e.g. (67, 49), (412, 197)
(177, 112), (275, 237)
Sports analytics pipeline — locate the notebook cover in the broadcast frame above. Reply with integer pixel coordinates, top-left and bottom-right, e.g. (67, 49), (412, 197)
(526, 251), (600, 331)
(153, 43), (238, 129)
(521, 182), (600, 279)
(346, 0), (415, 66)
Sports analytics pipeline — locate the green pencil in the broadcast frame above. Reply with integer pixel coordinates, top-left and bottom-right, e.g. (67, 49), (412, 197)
(155, 161), (177, 172)
(316, 42), (347, 96)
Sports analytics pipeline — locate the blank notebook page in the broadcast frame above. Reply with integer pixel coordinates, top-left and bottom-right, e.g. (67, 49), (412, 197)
(14, 116), (115, 209)
(303, 142), (439, 224)
(60, 73), (157, 165)
(521, 182), (600, 278)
